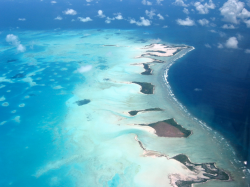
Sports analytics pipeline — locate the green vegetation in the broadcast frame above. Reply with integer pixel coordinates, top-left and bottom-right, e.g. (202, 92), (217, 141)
(141, 63), (152, 75)
(128, 108), (163, 116)
(132, 82), (154, 94)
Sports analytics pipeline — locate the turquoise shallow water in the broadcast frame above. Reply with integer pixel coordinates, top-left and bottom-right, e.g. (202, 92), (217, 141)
(0, 29), (249, 187)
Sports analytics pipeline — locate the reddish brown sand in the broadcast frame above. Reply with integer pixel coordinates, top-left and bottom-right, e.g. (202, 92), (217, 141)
(150, 122), (185, 137)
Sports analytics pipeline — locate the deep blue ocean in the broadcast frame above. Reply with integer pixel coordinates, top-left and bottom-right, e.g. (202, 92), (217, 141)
(0, 0), (250, 186)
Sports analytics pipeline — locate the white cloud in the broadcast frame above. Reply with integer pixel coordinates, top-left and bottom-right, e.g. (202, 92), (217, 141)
(163, 25), (168, 28)
(194, 0), (215, 14)
(173, 0), (188, 7)
(129, 17), (151, 26)
(149, 38), (161, 43)
(145, 10), (156, 19)
(157, 14), (164, 20)
(245, 49), (250, 53)
(156, 0), (163, 5)
(222, 24), (236, 29)
(97, 10), (105, 18)
(218, 43), (224, 48)
(198, 18), (209, 26)
(236, 33), (243, 40)
(6, 34), (26, 52)
(183, 8), (189, 14)
(142, 0), (152, 5)
(115, 13), (123, 20)
(205, 44), (212, 48)
(63, 9), (77, 15)
(78, 17), (92, 22)
(86, 0), (93, 2)
(55, 16), (63, 20)
(225, 37), (238, 48)
(220, 0), (250, 24)
(176, 17), (195, 26)
(18, 18), (26, 21)
(245, 19), (250, 27)
(105, 17), (115, 24)
(51, 1), (57, 3)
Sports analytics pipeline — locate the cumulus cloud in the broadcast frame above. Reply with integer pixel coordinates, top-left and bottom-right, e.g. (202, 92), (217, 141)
(97, 10), (105, 18)
(51, 1), (57, 3)
(163, 25), (168, 28)
(55, 16), (63, 20)
(245, 19), (250, 27)
(129, 17), (151, 26)
(76, 65), (92, 73)
(78, 17), (92, 22)
(149, 38), (161, 43)
(198, 18), (209, 26)
(156, 0), (164, 5)
(225, 37), (238, 48)
(218, 43), (224, 48)
(173, 0), (188, 7)
(183, 8), (189, 14)
(220, 0), (250, 24)
(194, 0), (215, 14)
(145, 10), (156, 19)
(18, 18), (26, 21)
(114, 13), (123, 20)
(245, 49), (250, 53)
(63, 9), (77, 15)
(157, 14), (164, 20)
(205, 44), (212, 48)
(142, 0), (152, 5)
(176, 17), (195, 26)
(222, 24), (236, 29)
(6, 34), (26, 52)
(105, 17), (115, 24)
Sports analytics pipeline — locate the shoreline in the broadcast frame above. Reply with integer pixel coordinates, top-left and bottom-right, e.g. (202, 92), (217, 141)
(38, 30), (248, 187)
(139, 43), (248, 186)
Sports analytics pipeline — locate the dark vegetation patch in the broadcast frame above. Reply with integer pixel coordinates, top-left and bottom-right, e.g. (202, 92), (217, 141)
(132, 82), (154, 94)
(141, 63), (152, 75)
(128, 108), (163, 116)
(11, 73), (26, 79)
(144, 118), (192, 138)
(171, 154), (230, 187)
(75, 99), (91, 106)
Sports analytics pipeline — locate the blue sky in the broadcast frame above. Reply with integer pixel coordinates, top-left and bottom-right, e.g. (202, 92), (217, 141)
(0, 0), (250, 53)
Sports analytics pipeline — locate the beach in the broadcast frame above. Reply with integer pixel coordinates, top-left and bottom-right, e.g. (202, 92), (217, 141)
(1, 29), (248, 187)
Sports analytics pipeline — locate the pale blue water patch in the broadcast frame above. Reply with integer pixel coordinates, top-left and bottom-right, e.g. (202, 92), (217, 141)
(0, 32), (88, 186)
(108, 174), (120, 187)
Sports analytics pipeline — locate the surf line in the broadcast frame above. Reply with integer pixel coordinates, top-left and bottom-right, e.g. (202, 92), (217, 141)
(129, 43), (231, 187)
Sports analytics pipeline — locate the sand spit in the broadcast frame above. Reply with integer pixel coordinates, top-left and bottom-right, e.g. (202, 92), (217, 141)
(135, 135), (230, 187)
(141, 44), (189, 57)
(135, 135), (168, 158)
(33, 30), (247, 187)
(169, 154), (231, 187)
